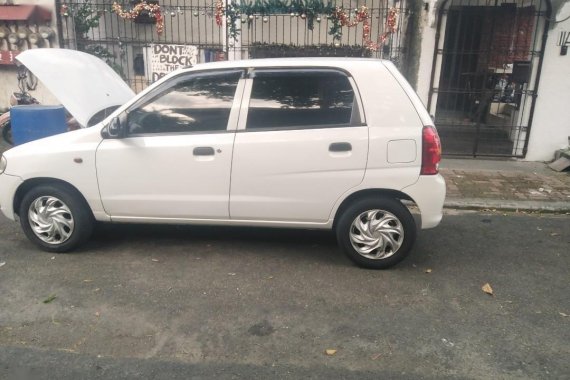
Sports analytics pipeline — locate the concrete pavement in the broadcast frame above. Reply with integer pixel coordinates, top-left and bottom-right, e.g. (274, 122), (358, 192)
(1, 212), (569, 379)
(441, 159), (570, 212)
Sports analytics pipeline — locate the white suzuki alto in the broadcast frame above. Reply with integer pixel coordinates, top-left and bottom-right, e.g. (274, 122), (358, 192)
(0, 49), (445, 269)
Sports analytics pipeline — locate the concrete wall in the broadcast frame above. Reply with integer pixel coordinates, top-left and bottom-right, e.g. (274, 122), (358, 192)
(525, 2), (570, 161)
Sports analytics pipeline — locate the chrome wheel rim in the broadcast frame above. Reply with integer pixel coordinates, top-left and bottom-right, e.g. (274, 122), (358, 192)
(28, 196), (75, 244)
(349, 209), (404, 260)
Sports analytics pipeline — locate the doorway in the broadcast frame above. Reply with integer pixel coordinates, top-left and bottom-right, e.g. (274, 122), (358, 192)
(428, 1), (550, 157)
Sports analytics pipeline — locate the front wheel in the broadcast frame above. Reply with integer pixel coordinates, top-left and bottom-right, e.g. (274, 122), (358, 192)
(336, 197), (416, 269)
(19, 184), (94, 252)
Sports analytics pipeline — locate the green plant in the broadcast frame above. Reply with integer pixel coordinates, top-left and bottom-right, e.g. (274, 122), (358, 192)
(60, 1), (126, 78)
(72, 1), (101, 39)
(83, 45), (126, 79)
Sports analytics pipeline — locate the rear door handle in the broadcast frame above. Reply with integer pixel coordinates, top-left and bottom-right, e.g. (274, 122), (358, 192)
(193, 147), (215, 156)
(329, 142), (352, 152)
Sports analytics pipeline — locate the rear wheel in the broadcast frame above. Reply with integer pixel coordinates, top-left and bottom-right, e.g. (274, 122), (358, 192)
(19, 184), (94, 252)
(336, 197), (416, 269)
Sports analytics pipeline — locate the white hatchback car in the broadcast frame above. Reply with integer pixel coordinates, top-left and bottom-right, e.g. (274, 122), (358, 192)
(0, 49), (445, 269)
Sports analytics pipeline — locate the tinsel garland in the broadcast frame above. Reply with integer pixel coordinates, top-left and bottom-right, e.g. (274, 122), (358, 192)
(217, 0), (335, 39)
(330, 6), (374, 49)
(112, 1), (164, 34)
(61, 0), (398, 52)
(60, 4), (70, 16)
(215, 0), (224, 26)
(378, 6), (398, 47)
(215, 0), (399, 52)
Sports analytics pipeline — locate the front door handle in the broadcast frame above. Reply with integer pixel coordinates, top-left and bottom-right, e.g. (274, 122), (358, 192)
(329, 142), (352, 152)
(193, 147), (215, 156)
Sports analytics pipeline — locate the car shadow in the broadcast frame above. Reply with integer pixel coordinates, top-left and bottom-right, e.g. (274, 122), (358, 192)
(85, 222), (351, 267)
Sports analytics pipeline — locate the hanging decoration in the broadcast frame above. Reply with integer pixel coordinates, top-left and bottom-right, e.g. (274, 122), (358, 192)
(60, 4), (70, 17)
(61, 1), (399, 53)
(378, 7), (399, 47)
(215, 0), (224, 27)
(213, 1), (399, 52)
(112, 1), (164, 34)
(215, 0), (335, 38)
(329, 6), (370, 42)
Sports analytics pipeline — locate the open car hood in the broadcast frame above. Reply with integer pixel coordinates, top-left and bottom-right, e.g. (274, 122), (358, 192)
(16, 49), (135, 127)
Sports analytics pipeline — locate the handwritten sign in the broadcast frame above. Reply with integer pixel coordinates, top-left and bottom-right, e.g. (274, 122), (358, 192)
(146, 44), (198, 81)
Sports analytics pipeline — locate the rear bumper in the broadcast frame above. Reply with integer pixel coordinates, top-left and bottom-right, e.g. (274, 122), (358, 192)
(0, 173), (23, 221)
(402, 174), (446, 229)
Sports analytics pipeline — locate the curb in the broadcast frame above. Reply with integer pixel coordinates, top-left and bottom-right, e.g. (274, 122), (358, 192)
(444, 198), (570, 213)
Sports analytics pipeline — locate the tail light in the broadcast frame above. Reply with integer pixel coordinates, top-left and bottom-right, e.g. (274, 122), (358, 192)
(421, 125), (441, 175)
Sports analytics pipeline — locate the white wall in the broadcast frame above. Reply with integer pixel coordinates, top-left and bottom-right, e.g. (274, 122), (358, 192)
(525, 2), (570, 161)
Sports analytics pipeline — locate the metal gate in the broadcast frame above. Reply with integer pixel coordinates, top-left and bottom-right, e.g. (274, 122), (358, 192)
(56, 0), (409, 93)
(427, 0), (551, 158)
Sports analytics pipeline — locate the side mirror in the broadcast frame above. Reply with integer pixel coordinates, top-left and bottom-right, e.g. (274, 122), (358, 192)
(103, 114), (126, 139)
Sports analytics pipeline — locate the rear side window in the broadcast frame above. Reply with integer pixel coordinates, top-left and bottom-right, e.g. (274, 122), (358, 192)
(246, 70), (357, 130)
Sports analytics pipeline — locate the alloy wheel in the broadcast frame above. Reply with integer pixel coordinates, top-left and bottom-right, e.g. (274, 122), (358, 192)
(349, 209), (404, 260)
(28, 196), (75, 244)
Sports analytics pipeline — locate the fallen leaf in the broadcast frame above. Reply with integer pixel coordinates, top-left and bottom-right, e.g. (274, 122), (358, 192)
(43, 295), (57, 304)
(95, 312), (100, 317)
(482, 283), (494, 296)
(325, 349), (337, 356)
(559, 312), (569, 318)
(371, 353), (382, 360)
(425, 268), (432, 273)
(0, 262), (5, 268)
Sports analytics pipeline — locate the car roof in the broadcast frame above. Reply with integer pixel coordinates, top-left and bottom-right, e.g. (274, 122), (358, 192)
(181, 57), (388, 73)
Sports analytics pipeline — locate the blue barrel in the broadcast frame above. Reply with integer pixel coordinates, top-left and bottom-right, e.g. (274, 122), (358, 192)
(11, 105), (67, 146)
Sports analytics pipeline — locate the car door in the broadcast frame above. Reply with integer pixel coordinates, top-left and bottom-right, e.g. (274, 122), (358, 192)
(229, 68), (368, 224)
(96, 70), (245, 220)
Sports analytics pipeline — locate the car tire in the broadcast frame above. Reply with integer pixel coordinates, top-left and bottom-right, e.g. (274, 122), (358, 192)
(19, 184), (94, 253)
(336, 197), (416, 269)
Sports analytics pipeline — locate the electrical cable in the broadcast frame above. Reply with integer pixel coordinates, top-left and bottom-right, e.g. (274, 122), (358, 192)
(545, 13), (570, 24)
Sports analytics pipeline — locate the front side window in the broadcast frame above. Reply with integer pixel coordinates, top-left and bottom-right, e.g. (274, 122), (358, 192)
(246, 70), (356, 130)
(127, 71), (242, 135)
